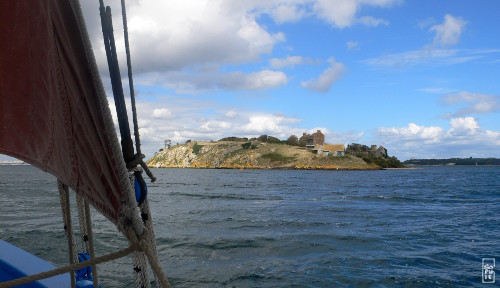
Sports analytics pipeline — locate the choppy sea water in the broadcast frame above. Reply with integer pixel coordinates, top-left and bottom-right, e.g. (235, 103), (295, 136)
(1, 165), (499, 287)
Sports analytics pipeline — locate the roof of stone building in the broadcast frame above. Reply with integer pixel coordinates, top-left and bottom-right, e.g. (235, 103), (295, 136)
(323, 144), (345, 152)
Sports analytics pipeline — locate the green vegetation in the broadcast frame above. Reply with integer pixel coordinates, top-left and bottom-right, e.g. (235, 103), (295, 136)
(261, 152), (295, 163)
(219, 136), (248, 142)
(404, 158), (500, 166)
(192, 142), (202, 154)
(346, 143), (370, 153)
(287, 135), (299, 146)
(360, 154), (404, 168)
(241, 142), (251, 149)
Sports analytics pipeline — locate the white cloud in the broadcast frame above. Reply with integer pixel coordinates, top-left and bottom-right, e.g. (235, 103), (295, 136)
(419, 87), (458, 94)
(312, 0), (358, 28)
(82, 0), (395, 73)
(358, 16), (389, 27)
(201, 120), (232, 131)
(269, 2), (306, 24)
(448, 117), (480, 136)
(377, 123), (444, 144)
(152, 108), (172, 118)
(375, 117), (500, 159)
(81, 1), (286, 85)
(137, 68), (287, 93)
(301, 57), (346, 92)
(362, 48), (499, 68)
(312, 0), (394, 28)
(80, 0), (398, 93)
(241, 114), (301, 134)
(363, 14), (476, 70)
(430, 14), (467, 46)
(417, 17), (436, 29)
(225, 110), (238, 118)
(440, 91), (500, 116)
(270, 55), (315, 68)
(346, 41), (360, 50)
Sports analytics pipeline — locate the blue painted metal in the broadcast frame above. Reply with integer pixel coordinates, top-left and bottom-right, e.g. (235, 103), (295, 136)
(0, 240), (97, 288)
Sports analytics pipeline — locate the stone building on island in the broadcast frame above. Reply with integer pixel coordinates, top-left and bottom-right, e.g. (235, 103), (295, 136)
(299, 130), (345, 157)
(299, 130), (325, 148)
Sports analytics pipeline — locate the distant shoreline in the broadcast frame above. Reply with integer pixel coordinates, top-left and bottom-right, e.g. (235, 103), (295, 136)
(404, 158), (500, 166)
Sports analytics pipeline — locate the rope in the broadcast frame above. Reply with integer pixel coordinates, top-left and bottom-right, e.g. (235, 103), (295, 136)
(84, 201), (99, 288)
(58, 180), (77, 287)
(140, 199), (161, 288)
(0, 245), (137, 288)
(76, 194), (89, 253)
(130, 174), (150, 288)
(133, 251), (150, 288)
(126, 229), (171, 288)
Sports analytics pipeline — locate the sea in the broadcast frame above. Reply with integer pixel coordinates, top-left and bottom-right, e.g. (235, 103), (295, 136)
(0, 165), (499, 287)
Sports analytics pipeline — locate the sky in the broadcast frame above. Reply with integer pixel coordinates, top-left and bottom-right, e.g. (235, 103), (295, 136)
(3, 0), (500, 163)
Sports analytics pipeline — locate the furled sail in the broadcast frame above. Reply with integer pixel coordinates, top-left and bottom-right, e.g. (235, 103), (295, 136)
(0, 0), (132, 224)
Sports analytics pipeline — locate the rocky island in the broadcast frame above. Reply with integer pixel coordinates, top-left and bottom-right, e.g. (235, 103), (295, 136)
(146, 132), (404, 170)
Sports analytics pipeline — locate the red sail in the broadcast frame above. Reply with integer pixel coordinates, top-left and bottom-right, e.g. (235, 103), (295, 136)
(0, 0), (130, 223)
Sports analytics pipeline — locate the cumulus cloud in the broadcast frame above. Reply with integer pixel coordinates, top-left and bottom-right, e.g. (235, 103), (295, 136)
(430, 14), (467, 47)
(375, 117), (500, 159)
(448, 117), (480, 136)
(120, 93), (367, 158)
(440, 91), (500, 117)
(81, 0), (288, 94)
(241, 114), (301, 134)
(152, 108), (172, 118)
(80, 1), (398, 93)
(136, 68), (287, 93)
(81, 0), (393, 73)
(301, 57), (346, 92)
(268, 2), (307, 24)
(312, 0), (394, 28)
(82, 1), (286, 72)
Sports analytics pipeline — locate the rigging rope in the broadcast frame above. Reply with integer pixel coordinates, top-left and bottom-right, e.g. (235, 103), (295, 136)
(84, 200), (100, 288)
(76, 194), (89, 253)
(58, 180), (77, 288)
(130, 174), (151, 288)
(140, 199), (162, 288)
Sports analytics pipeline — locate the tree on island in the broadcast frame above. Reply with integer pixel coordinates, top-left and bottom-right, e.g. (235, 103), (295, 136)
(287, 135), (299, 146)
(258, 134), (268, 142)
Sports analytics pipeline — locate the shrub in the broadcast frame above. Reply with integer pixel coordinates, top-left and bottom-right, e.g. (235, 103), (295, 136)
(258, 135), (268, 142)
(219, 136), (248, 142)
(241, 142), (251, 149)
(267, 136), (281, 144)
(261, 152), (295, 163)
(192, 142), (202, 154)
(286, 135), (299, 146)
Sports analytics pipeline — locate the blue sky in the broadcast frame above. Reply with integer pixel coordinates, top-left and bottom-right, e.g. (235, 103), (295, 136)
(3, 0), (499, 163)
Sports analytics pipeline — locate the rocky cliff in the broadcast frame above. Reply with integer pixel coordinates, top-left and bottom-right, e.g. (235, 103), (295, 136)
(146, 141), (381, 170)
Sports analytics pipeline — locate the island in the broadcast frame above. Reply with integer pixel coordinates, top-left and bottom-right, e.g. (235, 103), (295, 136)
(404, 158), (500, 166)
(146, 131), (404, 170)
